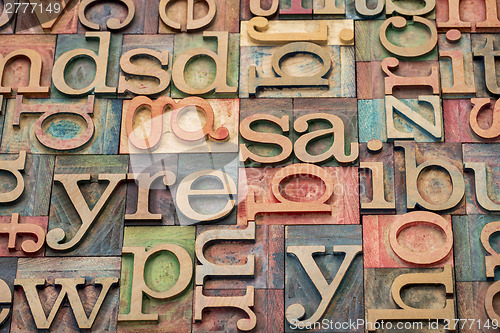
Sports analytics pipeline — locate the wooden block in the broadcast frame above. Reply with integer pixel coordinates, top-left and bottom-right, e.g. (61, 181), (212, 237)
(1, 97), (122, 154)
(457, 281), (500, 333)
(118, 34), (173, 98)
(171, 32), (239, 99)
(174, 153), (238, 225)
(160, 0), (239, 33)
(463, 144), (500, 214)
(292, 98), (359, 166)
(15, 0), (79, 34)
(197, 224), (284, 290)
(0, 35), (56, 98)
(357, 60), (441, 100)
(359, 142), (396, 214)
(240, 44), (355, 98)
(120, 98), (239, 154)
(240, 0), (279, 20)
(51, 32), (122, 99)
(393, 141), (466, 215)
(240, 19), (354, 46)
(472, 34), (500, 98)
(364, 267), (456, 332)
(0, 214), (47, 257)
(358, 99), (386, 142)
(117, 226), (195, 332)
(355, 20), (438, 62)
(126, 154), (179, 225)
(453, 214), (500, 281)
(192, 288), (284, 333)
(0, 153), (54, 216)
(12, 257), (120, 332)
(363, 213), (454, 268)
(345, 0), (385, 20)
(238, 165), (360, 225)
(0, 258), (16, 333)
(438, 31), (476, 98)
(239, 98), (294, 167)
(279, 0), (313, 19)
(45, 155), (128, 256)
(313, 0), (346, 18)
(285, 225), (363, 332)
(0, 1), (17, 34)
(441, 99), (462, 143)
(436, 0), (500, 32)
(78, 0), (158, 34)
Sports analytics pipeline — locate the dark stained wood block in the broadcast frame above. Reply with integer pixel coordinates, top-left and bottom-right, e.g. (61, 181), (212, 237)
(456, 281), (500, 333)
(453, 214), (500, 281)
(118, 226), (195, 333)
(45, 155), (128, 257)
(0, 258), (17, 333)
(12, 257), (120, 332)
(285, 225), (363, 332)
(0, 153), (54, 216)
(1, 98), (122, 154)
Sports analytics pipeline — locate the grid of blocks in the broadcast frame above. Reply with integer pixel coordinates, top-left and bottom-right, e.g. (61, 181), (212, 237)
(0, 0), (499, 332)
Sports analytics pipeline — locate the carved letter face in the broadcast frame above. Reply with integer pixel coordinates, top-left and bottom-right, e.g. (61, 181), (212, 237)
(285, 225), (363, 330)
(118, 226), (195, 331)
(160, 0), (216, 32)
(0, 214), (47, 256)
(79, 0), (135, 31)
(13, 257), (120, 331)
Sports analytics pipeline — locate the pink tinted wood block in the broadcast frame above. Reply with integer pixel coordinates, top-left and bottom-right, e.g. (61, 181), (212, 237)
(442, 99), (462, 142)
(363, 214), (454, 268)
(436, 0), (489, 31)
(237, 166), (360, 225)
(196, 224), (284, 290)
(0, 215), (47, 257)
(192, 288), (284, 333)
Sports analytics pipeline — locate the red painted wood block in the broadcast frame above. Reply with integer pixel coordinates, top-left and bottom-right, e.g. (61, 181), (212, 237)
(192, 288), (284, 333)
(196, 224), (284, 290)
(457, 281), (500, 333)
(363, 213), (454, 268)
(0, 215), (47, 257)
(237, 165), (359, 225)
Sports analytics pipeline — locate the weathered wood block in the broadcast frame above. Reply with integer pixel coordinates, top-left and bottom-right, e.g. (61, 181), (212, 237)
(1, 97), (122, 154)
(443, 99), (500, 143)
(356, 60), (441, 100)
(436, 0), (500, 32)
(238, 165), (360, 225)
(463, 144), (500, 214)
(192, 288), (284, 333)
(364, 267), (456, 332)
(12, 257), (120, 332)
(358, 98), (443, 143)
(171, 32), (239, 99)
(240, 19), (354, 46)
(160, 0), (239, 33)
(457, 281), (500, 333)
(0, 153), (54, 216)
(240, 0), (279, 20)
(393, 141), (466, 215)
(0, 215), (47, 257)
(313, 0), (346, 18)
(0, 35), (55, 98)
(126, 154), (178, 226)
(472, 34), (500, 98)
(355, 20), (438, 62)
(345, 0), (385, 20)
(0, 258), (16, 333)
(118, 34), (173, 98)
(118, 226), (195, 333)
(285, 225), (363, 332)
(0, 1), (17, 34)
(453, 214), (500, 282)
(359, 142), (396, 214)
(174, 153), (238, 225)
(438, 32), (476, 98)
(240, 43), (355, 98)
(363, 213), (454, 268)
(51, 32), (122, 99)
(120, 98), (239, 154)
(15, 0), (79, 34)
(292, 98), (358, 166)
(78, 0), (158, 34)
(45, 155), (128, 256)
(239, 98), (293, 168)
(197, 224), (284, 290)
(279, 0), (313, 19)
